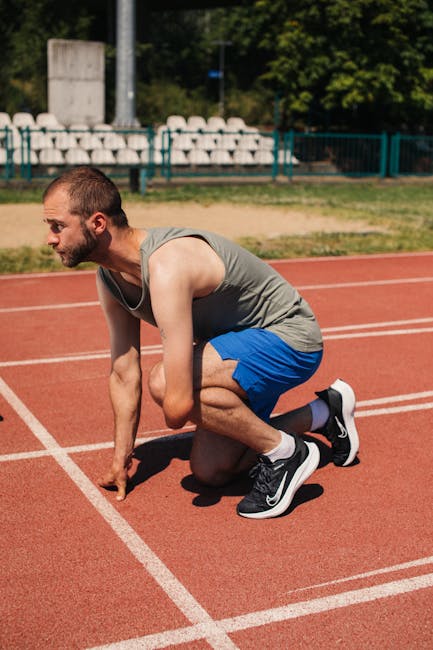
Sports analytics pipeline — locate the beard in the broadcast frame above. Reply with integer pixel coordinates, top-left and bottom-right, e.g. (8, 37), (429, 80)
(59, 224), (98, 267)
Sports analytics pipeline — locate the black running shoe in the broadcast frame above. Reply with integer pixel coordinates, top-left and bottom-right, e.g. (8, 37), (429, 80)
(314, 378), (359, 467)
(237, 436), (320, 519)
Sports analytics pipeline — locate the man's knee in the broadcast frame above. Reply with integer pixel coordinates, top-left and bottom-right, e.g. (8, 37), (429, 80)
(148, 361), (165, 405)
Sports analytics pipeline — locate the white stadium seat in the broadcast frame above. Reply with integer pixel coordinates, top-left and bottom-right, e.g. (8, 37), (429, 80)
(39, 148), (65, 165)
(226, 116), (246, 131)
(188, 149), (211, 165)
(254, 150), (274, 165)
(0, 148), (7, 164)
(171, 150), (189, 165)
(12, 112), (36, 129)
(65, 148), (91, 165)
(233, 150), (255, 165)
(79, 133), (103, 151)
(29, 131), (54, 151)
(217, 134), (238, 150)
(195, 134), (217, 151)
(259, 135), (275, 150)
(186, 115), (207, 131)
(90, 149), (116, 165)
(0, 113), (12, 128)
(103, 133), (126, 150)
(36, 113), (62, 129)
(54, 132), (78, 150)
(172, 133), (194, 151)
(209, 150), (233, 165)
(127, 134), (149, 151)
(13, 149), (38, 164)
(166, 115), (187, 130)
(207, 116), (226, 131)
(116, 148), (140, 165)
(237, 134), (259, 151)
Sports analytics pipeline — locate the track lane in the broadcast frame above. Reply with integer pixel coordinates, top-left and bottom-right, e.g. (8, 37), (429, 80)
(1, 252), (432, 649)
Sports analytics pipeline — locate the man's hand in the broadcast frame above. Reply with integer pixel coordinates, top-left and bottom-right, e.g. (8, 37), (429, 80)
(97, 458), (132, 501)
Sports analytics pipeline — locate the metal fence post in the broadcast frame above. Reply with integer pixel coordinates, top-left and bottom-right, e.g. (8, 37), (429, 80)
(21, 127), (32, 182)
(380, 131), (388, 178)
(4, 127), (13, 180)
(272, 129), (279, 180)
(288, 129), (295, 180)
(390, 132), (400, 177)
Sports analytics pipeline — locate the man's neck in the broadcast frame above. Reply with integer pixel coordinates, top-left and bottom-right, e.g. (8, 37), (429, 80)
(93, 227), (147, 277)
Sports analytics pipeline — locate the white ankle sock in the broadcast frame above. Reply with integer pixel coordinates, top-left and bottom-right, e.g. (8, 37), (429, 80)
(264, 431), (296, 462)
(309, 398), (330, 431)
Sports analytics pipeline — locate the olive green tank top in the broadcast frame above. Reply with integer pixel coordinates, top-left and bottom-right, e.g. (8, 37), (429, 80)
(97, 227), (323, 352)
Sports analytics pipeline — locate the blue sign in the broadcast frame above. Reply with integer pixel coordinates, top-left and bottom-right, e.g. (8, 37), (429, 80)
(208, 70), (222, 79)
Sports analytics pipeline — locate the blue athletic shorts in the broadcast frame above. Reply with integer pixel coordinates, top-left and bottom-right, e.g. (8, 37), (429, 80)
(210, 328), (323, 422)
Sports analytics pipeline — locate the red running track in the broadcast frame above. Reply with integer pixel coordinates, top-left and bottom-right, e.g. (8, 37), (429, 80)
(0, 251), (432, 649)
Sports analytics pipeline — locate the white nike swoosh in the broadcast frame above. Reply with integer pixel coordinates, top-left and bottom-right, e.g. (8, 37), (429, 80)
(335, 416), (348, 438)
(266, 471), (288, 507)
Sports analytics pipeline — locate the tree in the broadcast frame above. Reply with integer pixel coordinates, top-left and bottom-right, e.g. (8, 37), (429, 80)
(250, 0), (433, 131)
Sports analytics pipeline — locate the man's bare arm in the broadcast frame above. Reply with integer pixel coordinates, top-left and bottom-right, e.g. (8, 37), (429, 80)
(96, 272), (142, 500)
(149, 256), (195, 429)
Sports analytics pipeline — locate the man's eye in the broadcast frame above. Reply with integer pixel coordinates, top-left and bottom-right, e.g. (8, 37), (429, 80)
(53, 223), (64, 233)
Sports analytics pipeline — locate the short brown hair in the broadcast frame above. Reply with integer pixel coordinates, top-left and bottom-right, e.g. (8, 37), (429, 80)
(43, 166), (128, 227)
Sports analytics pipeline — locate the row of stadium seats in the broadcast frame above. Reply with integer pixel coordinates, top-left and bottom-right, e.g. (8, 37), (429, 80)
(0, 111), (254, 134)
(0, 111), (300, 168)
(0, 129), (275, 153)
(0, 146), (296, 167)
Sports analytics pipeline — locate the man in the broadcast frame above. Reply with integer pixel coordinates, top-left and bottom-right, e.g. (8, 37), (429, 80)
(43, 166), (359, 519)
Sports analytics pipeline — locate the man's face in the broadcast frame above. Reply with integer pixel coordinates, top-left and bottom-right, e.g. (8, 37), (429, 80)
(43, 186), (98, 267)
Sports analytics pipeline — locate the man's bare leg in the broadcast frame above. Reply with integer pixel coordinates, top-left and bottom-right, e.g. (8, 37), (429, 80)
(149, 341), (316, 486)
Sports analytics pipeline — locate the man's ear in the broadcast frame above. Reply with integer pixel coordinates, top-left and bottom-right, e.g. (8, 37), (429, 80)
(89, 212), (107, 235)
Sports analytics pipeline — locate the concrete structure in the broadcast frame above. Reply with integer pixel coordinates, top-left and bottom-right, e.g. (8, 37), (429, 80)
(47, 39), (105, 127)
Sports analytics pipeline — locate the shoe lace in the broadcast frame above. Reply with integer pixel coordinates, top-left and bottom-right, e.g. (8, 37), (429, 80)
(250, 457), (274, 495)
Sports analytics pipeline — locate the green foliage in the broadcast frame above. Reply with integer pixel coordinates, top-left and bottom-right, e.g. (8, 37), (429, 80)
(252, 0), (433, 130)
(1, 1), (433, 131)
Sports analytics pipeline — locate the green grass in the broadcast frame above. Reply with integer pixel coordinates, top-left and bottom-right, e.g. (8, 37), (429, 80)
(1, 180), (432, 273)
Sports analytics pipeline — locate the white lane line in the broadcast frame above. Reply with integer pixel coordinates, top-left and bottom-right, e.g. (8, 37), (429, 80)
(325, 326), (433, 340)
(358, 402), (433, 417)
(221, 573), (433, 633)
(1, 278), (432, 314)
(4, 321), (433, 369)
(298, 276), (433, 290)
(286, 556), (433, 594)
(0, 301), (99, 313)
(322, 317), (433, 332)
(358, 390), (433, 406)
(0, 344), (163, 368)
(0, 377), (238, 650)
(87, 573), (433, 649)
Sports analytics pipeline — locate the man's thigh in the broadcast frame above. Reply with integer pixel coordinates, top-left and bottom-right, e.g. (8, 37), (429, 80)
(193, 341), (247, 398)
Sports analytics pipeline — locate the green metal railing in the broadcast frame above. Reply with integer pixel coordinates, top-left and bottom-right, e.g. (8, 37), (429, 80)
(389, 133), (433, 176)
(3, 126), (433, 183)
(286, 131), (388, 178)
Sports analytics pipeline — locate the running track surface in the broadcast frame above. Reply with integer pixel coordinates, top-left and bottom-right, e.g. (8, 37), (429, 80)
(1, 252), (432, 649)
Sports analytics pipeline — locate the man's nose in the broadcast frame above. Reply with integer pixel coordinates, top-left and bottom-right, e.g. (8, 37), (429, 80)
(47, 232), (59, 246)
